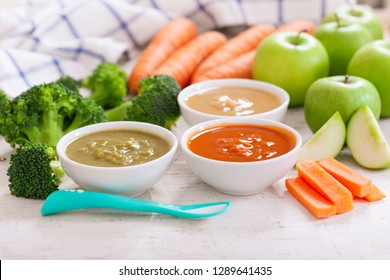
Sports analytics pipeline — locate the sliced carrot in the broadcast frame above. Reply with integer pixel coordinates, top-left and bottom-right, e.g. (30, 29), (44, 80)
(364, 183), (386, 202)
(296, 159), (354, 214)
(129, 17), (198, 94)
(277, 20), (317, 35)
(191, 24), (276, 81)
(191, 50), (255, 83)
(154, 31), (228, 88)
(317, 157), (374, 198)
(286, 177), (337, 219)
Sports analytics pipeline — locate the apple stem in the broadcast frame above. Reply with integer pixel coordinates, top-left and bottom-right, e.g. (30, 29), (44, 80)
(344, 75), (350, 84)
(335, 13), (341, 28)
(294, 29), (308, 45)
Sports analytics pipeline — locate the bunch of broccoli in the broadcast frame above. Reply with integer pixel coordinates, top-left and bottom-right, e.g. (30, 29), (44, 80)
(105, 74), (181, 129)
(58, 63), (182, 130)
(0, 81), (106, 148)
(0, 62), (182, 199)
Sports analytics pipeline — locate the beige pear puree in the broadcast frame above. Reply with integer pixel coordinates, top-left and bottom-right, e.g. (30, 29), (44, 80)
(185, 86), (281, 116)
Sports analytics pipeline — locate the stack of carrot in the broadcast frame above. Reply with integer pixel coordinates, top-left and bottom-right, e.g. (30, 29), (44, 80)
(128, 17), (317, 94)
(286, 157), (386, 219)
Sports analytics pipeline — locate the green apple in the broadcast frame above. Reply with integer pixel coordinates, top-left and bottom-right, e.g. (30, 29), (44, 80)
(314, 20), (373, 75)
(297, 111), (346, 163)
(347, 105), (390, 169)
(304, 75), (381, 133)
(322, 4), (383, 40)
(252, 31), (329, 107)
(348, 40), (390, 117)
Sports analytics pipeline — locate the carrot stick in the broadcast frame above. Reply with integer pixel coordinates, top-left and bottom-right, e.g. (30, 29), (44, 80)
(363, 183), (386, 202)
(296, 159), (354, 214)
(317, 157), (374, 198)
(191, 24), (276, 81)
(129, 17), (198, 94)
(191, 50), (255, 83)
(286, 177), (337, 219)
(277, 20), (317, 35)
(154, 31), (228, 88)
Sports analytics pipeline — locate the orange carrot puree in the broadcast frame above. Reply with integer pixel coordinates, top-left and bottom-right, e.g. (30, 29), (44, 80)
(187, 124), (296, 162)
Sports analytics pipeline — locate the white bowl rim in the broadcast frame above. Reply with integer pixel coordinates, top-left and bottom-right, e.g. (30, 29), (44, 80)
(57, 121), (178, 170)
(180, 117), (302, 166)
(177, 78), (290, 119)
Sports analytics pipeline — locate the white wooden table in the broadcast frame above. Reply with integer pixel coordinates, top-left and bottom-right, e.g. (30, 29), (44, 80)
(1, 107), (389, 260)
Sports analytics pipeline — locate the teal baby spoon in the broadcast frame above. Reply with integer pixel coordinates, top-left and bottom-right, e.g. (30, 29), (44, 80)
(41, 190), (231, 219)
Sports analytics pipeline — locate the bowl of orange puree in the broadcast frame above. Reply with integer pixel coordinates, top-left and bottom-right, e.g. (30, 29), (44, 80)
(180, 117), (302, 195)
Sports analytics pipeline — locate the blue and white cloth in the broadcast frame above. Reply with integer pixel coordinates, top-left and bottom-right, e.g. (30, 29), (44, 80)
(0, 0), (351, 97)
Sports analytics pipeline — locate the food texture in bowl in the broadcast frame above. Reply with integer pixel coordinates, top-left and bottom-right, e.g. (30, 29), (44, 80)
(178, 78), (289, 126)
(65, 129), (171, 167)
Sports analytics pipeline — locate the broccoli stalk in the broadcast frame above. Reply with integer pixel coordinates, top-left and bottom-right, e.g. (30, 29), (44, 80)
(1, 81), (106, 147)
(81, 62), (128, 109)
(104, 100), (132, 121)
(7, 143), (64, 199)
(105, 75), (181, 129)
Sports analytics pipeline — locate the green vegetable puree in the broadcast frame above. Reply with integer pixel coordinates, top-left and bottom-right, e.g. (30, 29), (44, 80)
(65, 129), (170, 167)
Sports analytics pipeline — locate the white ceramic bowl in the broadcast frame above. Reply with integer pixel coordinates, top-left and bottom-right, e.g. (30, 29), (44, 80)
(57, 121), (178, 196)
(180, 117), (302, 196)
(178, 78), (290, 127)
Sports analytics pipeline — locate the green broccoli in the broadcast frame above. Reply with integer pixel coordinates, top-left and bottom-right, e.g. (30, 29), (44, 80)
(0, 90), (12, 137)
(105, 75), (181, 129)
(56, 75), (80, 92)
(7, 143), (64, 199)
(81, 62), (128, 109)
(1, 81), (106, 147)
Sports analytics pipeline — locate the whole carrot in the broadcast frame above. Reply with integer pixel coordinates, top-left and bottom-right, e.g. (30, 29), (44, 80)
(154, 31), (228, 88)
(191, 50), (256, 83)
(129, 17), (198, 94)
(277, 20), (317, 34)
(191, 24), (276, 82)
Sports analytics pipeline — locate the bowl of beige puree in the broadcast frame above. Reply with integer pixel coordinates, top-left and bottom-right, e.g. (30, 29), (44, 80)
(178, 78), (290, 127)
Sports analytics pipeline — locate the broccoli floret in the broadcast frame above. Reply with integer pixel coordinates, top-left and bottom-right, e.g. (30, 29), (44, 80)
(105, 75), (181, 129)
(0, 90), (12, 137)
(81, 62), (128, 109)
(7, 143), (64, 199)
(1, 81), (106, 147)
(56, 75), (80, 92)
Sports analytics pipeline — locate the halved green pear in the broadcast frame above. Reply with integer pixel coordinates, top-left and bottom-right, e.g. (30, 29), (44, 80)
(297, 111), (346, 163)
(347, 105), (390, 169)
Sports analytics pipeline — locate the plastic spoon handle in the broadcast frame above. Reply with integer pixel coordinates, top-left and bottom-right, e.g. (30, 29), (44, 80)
(41, 190), (231, 219)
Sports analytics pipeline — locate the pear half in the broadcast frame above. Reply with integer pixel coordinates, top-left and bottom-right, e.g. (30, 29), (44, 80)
(347, 105), (390, 169)
(297, 111), (346, 163)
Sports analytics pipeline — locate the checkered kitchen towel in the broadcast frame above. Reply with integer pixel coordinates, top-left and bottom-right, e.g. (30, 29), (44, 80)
(0, 0), (351, 97)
